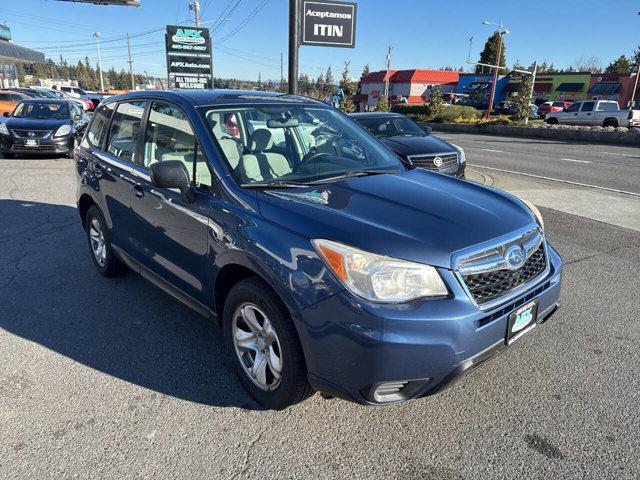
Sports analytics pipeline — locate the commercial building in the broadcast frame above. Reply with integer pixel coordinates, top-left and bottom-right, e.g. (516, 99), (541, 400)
(0, 25), (45, 88)
(357, 69), (460, 109)
(530, 72), (591, 102)
(588, 73), (639, 107)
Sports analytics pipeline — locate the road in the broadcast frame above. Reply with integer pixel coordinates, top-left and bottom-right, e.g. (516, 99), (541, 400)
(1, 142), (640, 479)
(436, 132), (640, 195)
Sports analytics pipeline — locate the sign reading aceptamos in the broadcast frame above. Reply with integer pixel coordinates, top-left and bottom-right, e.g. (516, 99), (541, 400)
(300, 0), (357, 48)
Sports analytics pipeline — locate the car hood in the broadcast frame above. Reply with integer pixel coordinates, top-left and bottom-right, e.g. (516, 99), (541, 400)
(256, 169), (536, 269)
(6, 118), (68, 130)
(379, 134), (455, 158)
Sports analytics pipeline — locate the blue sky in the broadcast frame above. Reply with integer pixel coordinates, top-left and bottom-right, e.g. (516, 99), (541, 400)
(4, 0), (640, 81)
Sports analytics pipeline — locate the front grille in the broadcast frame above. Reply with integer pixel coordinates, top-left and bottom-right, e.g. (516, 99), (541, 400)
(463, 245), (547, 305)
(11, 144), (56, 151)
(408, 152), (457, 170)
(11, 129), (52, 139)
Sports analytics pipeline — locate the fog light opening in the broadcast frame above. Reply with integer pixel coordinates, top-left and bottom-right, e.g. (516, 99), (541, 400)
(368, 378), (431, 404)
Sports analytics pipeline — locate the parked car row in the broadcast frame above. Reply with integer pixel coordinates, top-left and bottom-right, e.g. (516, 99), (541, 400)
(0, 87), (103, 112)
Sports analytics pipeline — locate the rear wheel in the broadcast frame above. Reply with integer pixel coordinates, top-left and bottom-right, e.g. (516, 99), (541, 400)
(85, 205), (127, 277)
(603, 118), (618, 128)
(223, 277), (313, 409)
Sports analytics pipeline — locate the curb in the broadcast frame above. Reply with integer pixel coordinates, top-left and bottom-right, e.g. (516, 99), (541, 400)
(428, 122), (640, 146)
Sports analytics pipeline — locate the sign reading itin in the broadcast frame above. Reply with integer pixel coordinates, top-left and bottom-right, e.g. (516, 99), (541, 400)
(300, 0), (357, 48)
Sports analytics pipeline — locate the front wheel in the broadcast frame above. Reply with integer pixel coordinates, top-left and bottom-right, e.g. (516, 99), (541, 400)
(223, 278), (313, 409)
(545, 117), (558, 125)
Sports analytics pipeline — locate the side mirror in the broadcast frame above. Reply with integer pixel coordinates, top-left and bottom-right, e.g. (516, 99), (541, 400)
(150, 160), (195, 203)
(2, 112), (9, 118)
(422, 124), (432, 135)
(73, 114), (82, 121)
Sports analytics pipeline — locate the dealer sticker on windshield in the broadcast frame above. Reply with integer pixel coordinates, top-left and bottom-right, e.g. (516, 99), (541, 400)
(507, 300), (538, 344)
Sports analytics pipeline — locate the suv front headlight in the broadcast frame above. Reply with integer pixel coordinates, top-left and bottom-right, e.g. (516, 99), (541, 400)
(0, 122), (8, 135)
(451, 144), (465, 163)
(312, 239), (448, 303)
(522, 199), (544, 230)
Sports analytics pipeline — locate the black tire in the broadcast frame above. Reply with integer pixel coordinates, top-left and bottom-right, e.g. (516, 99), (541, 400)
(545, 117), (558, 125)
(84, 205), (127, 277)
(223, 277), (313, 409)
(603, 119), (618, 128)
(67, 137), (77, 159)
(2, 152), (14, 159)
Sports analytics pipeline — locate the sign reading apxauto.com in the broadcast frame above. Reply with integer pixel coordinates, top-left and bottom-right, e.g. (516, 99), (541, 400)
(165, 24), (213, 89)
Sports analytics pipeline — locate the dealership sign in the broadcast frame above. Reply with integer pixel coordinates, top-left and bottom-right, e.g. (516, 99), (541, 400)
(165, 25), (212, 89)
(300, 0), (357, 48)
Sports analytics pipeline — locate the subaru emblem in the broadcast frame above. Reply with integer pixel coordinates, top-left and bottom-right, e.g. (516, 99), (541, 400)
(504, 245), (525, 270)
(433, 156), (443, 168)
(28, 131), (35, 137)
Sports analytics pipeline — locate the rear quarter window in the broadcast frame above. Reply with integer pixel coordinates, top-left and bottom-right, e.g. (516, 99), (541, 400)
(82, 103), (115, 149)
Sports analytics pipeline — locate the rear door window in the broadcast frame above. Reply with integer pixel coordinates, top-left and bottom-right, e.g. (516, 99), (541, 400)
(581, 102), (594, 112)
(565, 103), (581, 112)
(106, 101), (146, 162)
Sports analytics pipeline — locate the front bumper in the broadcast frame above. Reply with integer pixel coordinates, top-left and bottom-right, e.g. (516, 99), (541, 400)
(0, 133), (74, 155)
(296, 244), (562, 405)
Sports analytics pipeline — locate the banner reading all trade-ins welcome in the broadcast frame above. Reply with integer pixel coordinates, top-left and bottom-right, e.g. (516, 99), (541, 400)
(300, 0), (357, 48)
(165, 25), (212, 89)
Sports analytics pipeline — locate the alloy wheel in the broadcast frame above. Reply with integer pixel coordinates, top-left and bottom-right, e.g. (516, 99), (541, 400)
(89, 218), (106, 266)
(232, 303), (283, 391)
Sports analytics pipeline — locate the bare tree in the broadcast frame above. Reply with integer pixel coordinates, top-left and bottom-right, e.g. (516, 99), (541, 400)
(571, 55), (602, 73)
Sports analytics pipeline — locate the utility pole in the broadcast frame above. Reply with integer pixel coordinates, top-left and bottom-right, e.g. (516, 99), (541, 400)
(126, 32), (135, 91)
(190, 0), (201, 26)
(384, 46), (391, 98)
(288, 0), (299, 94)
(524, 61), (537, 125)
(93, 32), (105, 93)
(280, 52), (284, 93)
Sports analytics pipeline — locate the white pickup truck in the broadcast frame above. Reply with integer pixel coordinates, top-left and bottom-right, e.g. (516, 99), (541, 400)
(545, 100), (633, 127)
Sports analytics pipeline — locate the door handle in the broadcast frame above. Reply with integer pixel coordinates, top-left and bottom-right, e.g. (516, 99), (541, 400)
(131, 184), (144, 199)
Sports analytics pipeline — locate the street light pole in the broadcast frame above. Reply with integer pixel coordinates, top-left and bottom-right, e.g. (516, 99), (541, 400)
(525, 61), (537, 125)
(288, 0), (299, 94)
(482, 21), (508, 119)
(93, 32), (105, 93)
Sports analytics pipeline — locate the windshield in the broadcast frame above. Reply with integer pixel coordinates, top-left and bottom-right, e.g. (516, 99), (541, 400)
(355, 116), (426, 138)
(200, 104), (409, 187)
(12, 102), (69, 119)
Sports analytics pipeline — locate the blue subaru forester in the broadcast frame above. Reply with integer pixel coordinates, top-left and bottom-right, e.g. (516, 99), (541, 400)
(75, 90), (562, 409)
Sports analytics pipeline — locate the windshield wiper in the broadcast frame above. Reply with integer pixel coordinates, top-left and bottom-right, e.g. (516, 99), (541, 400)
(241, 180), (311, 189)
(307, 169), (398, 184)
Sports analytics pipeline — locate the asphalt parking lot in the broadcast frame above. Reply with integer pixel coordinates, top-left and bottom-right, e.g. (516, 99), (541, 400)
(1, 135), (639, 479)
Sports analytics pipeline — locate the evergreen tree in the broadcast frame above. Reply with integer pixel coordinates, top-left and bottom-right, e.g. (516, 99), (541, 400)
(512, 74), (534, 122)
(324, 66), (334, 96)
(423, 86), (444, 118)
(632, 45), (640, 73)
(375, 94), (389, 112)
(606, 55), (632, 74)
(256, 72), (262, 90)
(475, 31), (506, 74)
(360, 64), (370, 79)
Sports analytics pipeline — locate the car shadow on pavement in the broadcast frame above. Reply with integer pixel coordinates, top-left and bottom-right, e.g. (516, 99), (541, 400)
(0, 199), (260, 410)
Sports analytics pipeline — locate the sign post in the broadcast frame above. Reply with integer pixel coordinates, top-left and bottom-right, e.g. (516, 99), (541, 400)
(288, 0), (357, 95)
(165, 25), (213, 90)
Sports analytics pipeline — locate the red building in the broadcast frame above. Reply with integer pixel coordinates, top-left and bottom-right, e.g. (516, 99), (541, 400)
(588, 73), (639, 107)
(357, 69), (461, 109)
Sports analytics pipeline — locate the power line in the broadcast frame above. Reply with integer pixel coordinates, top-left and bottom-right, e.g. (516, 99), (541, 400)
(216, 0), (269, 43)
